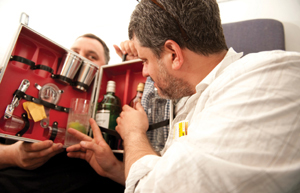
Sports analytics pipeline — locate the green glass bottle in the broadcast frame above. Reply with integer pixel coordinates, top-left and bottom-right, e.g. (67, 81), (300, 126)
(95, 80), (121, 149)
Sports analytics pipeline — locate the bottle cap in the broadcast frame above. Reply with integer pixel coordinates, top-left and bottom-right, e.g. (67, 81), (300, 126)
(137, 82), (145, 92)
(106, 81), (116, 93)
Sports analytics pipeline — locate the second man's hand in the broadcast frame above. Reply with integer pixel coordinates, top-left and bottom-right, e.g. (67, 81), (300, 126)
(113, 40), (139, 61)
(66, 118), (125, 185)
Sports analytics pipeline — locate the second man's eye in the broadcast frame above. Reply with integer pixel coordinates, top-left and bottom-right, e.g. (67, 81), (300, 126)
(141, 59), (147, 65)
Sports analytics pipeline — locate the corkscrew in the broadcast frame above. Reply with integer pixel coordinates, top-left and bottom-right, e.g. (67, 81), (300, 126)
(4, 79), (30, 119)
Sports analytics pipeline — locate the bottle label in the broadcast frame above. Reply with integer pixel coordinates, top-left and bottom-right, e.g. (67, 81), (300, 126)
(96, 109), (110, 128)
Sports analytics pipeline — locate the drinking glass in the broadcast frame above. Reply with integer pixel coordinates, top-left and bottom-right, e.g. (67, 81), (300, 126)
(64, 98), (90, 146)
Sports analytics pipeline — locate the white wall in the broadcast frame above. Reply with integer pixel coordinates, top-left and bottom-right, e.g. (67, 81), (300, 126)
(0, 0), (138, 66)
(0, 0), (299, 67)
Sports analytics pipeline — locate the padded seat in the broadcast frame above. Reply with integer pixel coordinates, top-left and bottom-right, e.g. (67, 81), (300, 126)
(222, 19), (285, 55)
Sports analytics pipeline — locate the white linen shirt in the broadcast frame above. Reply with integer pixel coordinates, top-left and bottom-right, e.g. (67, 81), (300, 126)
(125, 48), (300, 193)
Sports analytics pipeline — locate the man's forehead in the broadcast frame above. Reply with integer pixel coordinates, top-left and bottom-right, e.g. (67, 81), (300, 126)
(74, 37), (103, 49)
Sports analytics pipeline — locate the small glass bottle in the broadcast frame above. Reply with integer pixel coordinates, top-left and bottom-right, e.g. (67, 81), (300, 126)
(129, 82), (145, 108)
(146, 87), (167, 152)
(95, 80), (121, 149)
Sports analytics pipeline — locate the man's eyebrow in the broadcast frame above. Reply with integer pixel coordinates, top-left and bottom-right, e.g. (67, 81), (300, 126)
(70, 48), (99, 58)
(139, 56), (146, 60)
(70, 47), (79, 51)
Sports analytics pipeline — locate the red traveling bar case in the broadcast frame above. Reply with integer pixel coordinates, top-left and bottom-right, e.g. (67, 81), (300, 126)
(0, 23), (146, 149)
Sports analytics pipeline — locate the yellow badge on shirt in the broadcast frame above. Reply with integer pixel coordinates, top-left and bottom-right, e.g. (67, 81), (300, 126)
(173, 120), (188, 140)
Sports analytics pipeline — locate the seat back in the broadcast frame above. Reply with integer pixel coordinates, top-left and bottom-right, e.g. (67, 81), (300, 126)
(222, 19), (285, 55)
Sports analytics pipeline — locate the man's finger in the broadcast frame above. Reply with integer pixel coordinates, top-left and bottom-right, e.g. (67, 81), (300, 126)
(66, 143), (84, 152)
(135, 102), (145, 112)
(80, 140), (105, 154)
(22, 140), (54, 152)
(123, 41), (130, 54)
(128, 41), (138, 56)
(122, 104), (132, 111)
(67, 128), (92, 142)
(89, 118), (105, 142)
(67, 151), (87, 160)
(113, 45), (123, 58)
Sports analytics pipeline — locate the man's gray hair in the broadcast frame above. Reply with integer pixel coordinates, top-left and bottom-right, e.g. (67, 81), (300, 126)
(129, 0), (228, 58)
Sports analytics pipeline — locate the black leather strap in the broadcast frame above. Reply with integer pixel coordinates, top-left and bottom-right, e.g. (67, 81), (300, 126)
(74, 81), (88, 91)
(10, 55), (55, 74)
(49, 122), (58, 141)
(16, 113), (30, 137)
(31, 64), (54, 74)
(51, 74), (74, 85)
(148, 119), (169, 131)
(99, 126), (121, 139)
(99, 119), (170, 139)
(10, 55), (35, 68)
(13, 90), (69, 113)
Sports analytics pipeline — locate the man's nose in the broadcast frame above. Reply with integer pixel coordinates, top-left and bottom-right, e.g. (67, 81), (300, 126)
(78, 51), (84, 57)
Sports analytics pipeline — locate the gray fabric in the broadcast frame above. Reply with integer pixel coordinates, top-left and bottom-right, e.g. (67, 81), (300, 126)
(222, 19), (285, 55)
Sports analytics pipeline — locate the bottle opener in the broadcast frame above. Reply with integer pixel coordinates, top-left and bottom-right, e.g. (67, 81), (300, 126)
(4, 79), (30, 119)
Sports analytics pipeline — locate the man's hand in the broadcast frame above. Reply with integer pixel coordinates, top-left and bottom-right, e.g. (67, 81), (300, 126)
(0, 140), (64, 170)
(113, 40), (139, 61)
(66, 118), (125, 185)
(116, 103), (148, 140)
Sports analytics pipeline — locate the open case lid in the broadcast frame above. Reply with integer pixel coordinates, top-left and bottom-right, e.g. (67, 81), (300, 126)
(98, 59), (146, 106)
(0, 21), (99, 145)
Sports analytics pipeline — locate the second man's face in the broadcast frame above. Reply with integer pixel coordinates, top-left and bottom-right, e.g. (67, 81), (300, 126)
(71, 37), (106, 68)
(131, 36), (173, 99)
(132, 35), (194, 100)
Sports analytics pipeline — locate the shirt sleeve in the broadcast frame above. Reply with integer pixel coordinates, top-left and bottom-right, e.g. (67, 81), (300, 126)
(125, 155), (161, 193)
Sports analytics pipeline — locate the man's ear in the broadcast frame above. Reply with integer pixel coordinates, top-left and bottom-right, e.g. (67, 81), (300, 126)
(164, 40), (184, 70)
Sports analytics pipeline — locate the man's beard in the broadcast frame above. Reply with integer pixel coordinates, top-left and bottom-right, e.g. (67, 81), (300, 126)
(154, 59), (194, 100)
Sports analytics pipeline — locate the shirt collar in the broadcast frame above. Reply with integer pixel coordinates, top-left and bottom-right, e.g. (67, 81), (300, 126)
(195, 47), (243, 93)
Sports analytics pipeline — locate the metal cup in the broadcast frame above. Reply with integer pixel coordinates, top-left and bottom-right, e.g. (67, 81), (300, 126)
(74, 60), (98, 92)
(55, 52), (83, 85)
